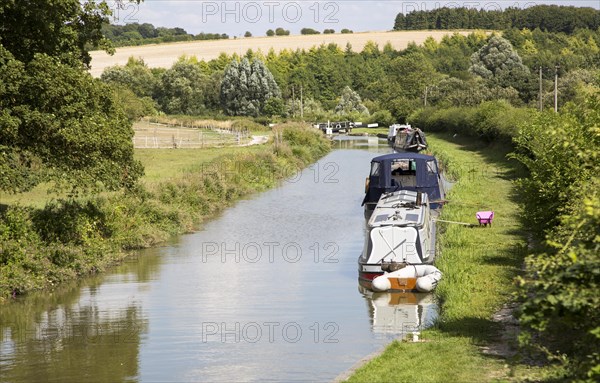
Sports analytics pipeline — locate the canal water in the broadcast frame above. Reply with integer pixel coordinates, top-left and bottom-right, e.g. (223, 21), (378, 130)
(0, 137), (438, 382)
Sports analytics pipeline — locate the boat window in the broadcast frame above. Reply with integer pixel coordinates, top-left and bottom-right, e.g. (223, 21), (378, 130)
(426, 160), (437, 174)
(392, 160), (410, 175)
(370, 162), (380, 176)
(391, 160), (416, 176)
(374, 215), (388, 223)
(405, 214), (419, 222)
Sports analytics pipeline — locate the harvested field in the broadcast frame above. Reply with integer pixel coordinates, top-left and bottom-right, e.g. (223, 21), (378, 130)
(89, 30), (476, 76)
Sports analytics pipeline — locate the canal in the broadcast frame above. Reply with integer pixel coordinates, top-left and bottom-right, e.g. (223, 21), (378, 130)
(0, 137), (438, 382)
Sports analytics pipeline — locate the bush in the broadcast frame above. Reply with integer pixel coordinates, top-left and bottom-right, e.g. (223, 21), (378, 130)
(410, 101), (534, 142)
(232, 118), (269, 132)
(275, 27), (290, 36)
(263, 97), (286, 117)
(513, 95), (600, 381)
(368, 109), (395, 126)
(301, 28), (320, 35)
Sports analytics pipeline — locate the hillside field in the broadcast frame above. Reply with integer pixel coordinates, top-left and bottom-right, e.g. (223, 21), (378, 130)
(89, 30), (475, 76)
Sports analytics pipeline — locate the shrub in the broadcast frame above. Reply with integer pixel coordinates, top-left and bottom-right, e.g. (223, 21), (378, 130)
(513, 95), (600, 381)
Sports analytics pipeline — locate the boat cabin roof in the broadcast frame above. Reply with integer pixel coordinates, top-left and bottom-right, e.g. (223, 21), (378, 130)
(368, 190), (429, 228)
(371, 153), (436, 163)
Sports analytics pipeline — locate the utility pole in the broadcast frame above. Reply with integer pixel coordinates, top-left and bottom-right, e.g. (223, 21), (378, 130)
(554, 64), (560, 113)
(291, 86), (295, 118)
(539, 66), (543, 112)
(300, 85), (304, 119)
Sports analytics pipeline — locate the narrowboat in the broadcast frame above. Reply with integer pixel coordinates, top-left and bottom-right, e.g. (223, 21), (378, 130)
(358, 190), (442, 292)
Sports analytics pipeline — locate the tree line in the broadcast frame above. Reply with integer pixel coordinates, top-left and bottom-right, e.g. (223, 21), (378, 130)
(101, 26), (600, 125)
(102, 23), (229, 47)
(394, 5), (600, 34)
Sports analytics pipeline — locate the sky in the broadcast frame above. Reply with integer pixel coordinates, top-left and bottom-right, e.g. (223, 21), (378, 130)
(108, 0), (600, 37)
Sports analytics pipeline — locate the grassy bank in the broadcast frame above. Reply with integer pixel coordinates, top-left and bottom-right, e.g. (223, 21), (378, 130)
(345, 133), (556, 382)
(0, 123), (330, 302)
(0, 146), (260, 208)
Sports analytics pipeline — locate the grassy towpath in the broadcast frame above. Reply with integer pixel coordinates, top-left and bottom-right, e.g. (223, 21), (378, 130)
(345, 133), (551, 382)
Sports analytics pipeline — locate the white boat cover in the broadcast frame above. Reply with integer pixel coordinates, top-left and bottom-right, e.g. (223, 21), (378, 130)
(369, 226), (421, 264)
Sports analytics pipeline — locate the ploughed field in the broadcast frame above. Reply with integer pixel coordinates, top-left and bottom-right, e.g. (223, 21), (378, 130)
(89, 30), (474, 76)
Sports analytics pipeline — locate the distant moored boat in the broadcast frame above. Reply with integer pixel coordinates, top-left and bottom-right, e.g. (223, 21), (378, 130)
(392, 125), (428, 152)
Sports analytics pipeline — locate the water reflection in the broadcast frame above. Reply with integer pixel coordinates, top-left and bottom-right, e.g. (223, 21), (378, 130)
(358, 286), (438, 339)
(332, 135), (389, 151)
(0, 252), (158, 383)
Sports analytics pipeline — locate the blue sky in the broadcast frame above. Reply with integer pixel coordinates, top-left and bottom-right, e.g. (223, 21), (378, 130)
(109, 1), (600, 37)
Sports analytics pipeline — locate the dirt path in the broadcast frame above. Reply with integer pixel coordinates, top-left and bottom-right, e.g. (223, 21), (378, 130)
(89, 30), (475, 77)
(243, 135), (269, 146)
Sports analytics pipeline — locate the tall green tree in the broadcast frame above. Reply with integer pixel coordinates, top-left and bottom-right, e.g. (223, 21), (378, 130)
(0, 48), (143, 193)
(155, 59), (209, 115)
(220, 58), (281, 116)
(100, 57), (157, 98)
(0, 0), (141, 67)
(0, 0), (144, 193)
(469, 35), (530, 81)
(334, 86), (369, 115)
(470, 35), (535, 101)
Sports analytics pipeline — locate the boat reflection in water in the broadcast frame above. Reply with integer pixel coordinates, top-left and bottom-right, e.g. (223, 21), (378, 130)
(358, 286), (438, 339)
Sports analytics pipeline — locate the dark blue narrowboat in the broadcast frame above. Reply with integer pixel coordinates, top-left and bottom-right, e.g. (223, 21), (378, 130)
(362, 153), (447, 213)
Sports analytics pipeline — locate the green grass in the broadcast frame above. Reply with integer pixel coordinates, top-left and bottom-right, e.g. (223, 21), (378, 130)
(345, 133), (561, 382)
(0, 183), (55, 209)
(135, 146), (264, 183)
(0, 146), (267, 207)
(347, 337), (497, 382)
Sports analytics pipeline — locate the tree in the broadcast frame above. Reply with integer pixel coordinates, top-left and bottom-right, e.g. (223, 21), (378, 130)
(138, 23), (158, 39)
(266, 29), (275, 37)
(427, 77), (521, 107)
(0, 0), (142, 68)
(0, 47), (143, 193)
(387, 52), (442, 100)
(512, 96), (600, 380)
(155, 59), (209, 115)
(301, 28), (320, 35)
(100, 57), (158, 98)
(469, 35), (534, 101)
(323, 29), (335, 34)
(334, 86), (369, 115)
(220, 58), (281, 116)
(392, 6), (600, 33)
(110, 85), (157, 121)
(262, 97), (285, 117)
(340, 29), (353, 34)
(469, 35), (530, 82)
(0, 0), (144, 193)
(275, 27), (290, 36)
(244, 31), (252, 37)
